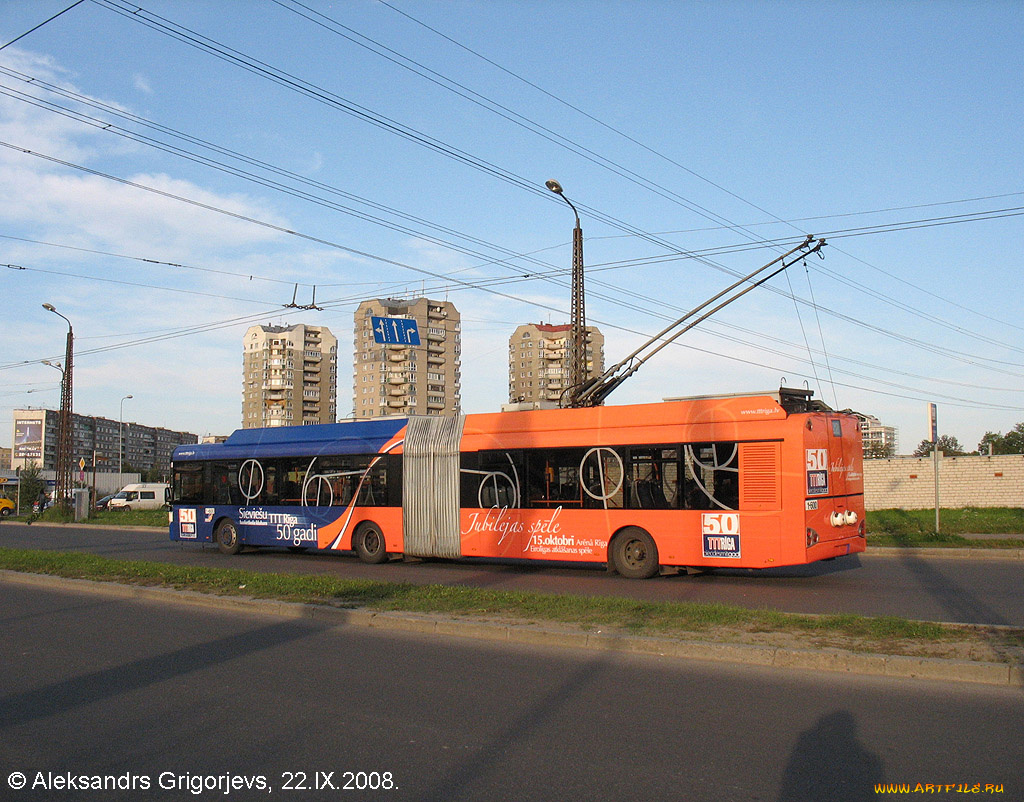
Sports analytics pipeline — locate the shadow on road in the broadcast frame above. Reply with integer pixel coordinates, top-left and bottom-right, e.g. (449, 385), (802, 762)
(896, 550), (1022, 685)
(414, 647), (615, 802)
(777, 710), (883, 801)
(0, 618), (319, 729)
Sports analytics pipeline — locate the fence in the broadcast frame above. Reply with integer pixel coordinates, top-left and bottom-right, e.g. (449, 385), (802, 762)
(863, 453), (1024, 510)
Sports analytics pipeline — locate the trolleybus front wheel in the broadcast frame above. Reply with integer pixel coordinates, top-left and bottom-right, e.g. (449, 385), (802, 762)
(611, 527), (659, 579)
(215, 519), (242, 555)
(354, 522), (388, 564)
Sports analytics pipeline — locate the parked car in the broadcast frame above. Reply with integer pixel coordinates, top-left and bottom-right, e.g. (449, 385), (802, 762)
(0, 497), (14, 517)
(95, 494), (115, 511)
(107, 483), (169, 511)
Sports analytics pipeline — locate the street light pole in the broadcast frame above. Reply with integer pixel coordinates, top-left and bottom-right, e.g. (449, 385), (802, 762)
(544, 179), (587, 408)
(42, 303), (73, 514)
(119, 394), (133, 485)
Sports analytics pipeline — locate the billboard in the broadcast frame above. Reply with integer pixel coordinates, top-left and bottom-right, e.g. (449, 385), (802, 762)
(13, 419), (44, 460)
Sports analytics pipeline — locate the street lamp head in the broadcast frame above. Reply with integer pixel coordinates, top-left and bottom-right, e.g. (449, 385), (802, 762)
(545, 179), (564, 195)
(42, 359), (63, 371)
(42, 302), (72, 330)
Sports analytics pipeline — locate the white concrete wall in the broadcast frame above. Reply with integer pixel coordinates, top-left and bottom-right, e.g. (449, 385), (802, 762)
(863, 454), (1024, 510)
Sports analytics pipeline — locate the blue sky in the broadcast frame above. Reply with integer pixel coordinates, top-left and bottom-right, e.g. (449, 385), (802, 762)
(1, 0), (1022, 452)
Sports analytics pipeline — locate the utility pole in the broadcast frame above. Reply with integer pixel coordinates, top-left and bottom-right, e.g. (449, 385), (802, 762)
(43, 304), (73, 514)
(545, 180), (588, 407)
(929, 402), (940, 533)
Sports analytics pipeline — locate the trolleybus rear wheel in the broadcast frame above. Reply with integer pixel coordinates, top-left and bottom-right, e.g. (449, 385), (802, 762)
(355, 522), (388, 564)
(215, 519), (242, 555)
(612, 527), (659, 579)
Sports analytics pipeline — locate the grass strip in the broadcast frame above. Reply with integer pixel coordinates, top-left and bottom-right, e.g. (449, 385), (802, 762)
(0, 547), (958, 643)
(866, 507), (1024, 537)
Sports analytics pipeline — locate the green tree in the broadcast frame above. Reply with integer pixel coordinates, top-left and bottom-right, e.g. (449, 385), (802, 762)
(978, 423), (1024, 455)
(17, 462), (47, 511)
(863, 442), (895, 459)
(913, 435), (966, 457)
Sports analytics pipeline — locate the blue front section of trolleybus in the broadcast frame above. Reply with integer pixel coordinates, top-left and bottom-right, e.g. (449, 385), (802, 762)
(170, 418), (408, 548)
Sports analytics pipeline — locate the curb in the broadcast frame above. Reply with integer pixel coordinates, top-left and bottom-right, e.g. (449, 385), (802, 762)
(3, 570), (1021, 689)
(867, 546), (1024, 560)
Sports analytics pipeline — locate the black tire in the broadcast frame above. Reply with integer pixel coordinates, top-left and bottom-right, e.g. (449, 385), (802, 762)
(0, 507), (11, 517)
(611, 527), (659, 579)
(354, 522), (388, 564)
(122, 505), (132, 512)
(215, 519), (242, 555)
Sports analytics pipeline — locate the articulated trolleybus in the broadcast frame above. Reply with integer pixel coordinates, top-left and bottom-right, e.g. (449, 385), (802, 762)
(170, 388), (864, 578)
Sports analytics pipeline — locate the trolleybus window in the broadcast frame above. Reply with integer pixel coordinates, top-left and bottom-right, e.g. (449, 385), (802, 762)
(461, 451), (522, 509)
(683, 442), (739, 510)
(173, 463), (206, 505)
(628, 447), (678, 510)
(173, 454), (400, 508)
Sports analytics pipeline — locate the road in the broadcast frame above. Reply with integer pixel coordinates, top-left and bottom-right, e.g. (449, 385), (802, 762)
(1, 522), (1022, 626)
(2, 580), (1021, 802)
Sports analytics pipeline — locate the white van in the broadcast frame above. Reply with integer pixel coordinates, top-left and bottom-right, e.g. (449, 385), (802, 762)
(107, 483), (169, 511)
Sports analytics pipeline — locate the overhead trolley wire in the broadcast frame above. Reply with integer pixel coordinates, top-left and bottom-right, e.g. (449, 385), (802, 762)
(6, 7), (1015, 405)
(85, 0), (789, 293)
(6, 135), (1024, 389)
(6, 133), (1024, 390)
(81, 0), (1024, 364)
(371, 0), (1024, 373)
(0, 0), (86, 51)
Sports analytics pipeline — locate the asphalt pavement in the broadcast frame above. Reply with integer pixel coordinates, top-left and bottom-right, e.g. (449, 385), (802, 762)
(3, 579), (1022, 801)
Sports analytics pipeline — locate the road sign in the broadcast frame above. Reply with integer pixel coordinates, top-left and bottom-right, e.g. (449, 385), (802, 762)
(79, 457), (86, 471)
(371, 316), (420, 346)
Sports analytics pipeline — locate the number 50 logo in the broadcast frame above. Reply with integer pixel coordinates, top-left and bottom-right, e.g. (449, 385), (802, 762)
(806, 449), (828, 471)
(702, 513), (740, 535)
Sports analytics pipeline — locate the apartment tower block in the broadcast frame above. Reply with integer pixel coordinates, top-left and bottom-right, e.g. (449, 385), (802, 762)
(242, 323), (338, 428)
(353, 298), (461, 418)
(508, 322), (604, 407)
